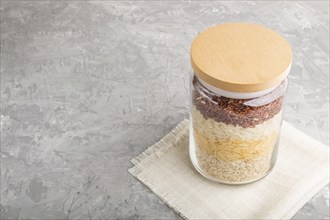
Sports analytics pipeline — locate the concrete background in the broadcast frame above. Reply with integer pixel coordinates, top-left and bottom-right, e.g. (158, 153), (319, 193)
(1, 1), (329, 219)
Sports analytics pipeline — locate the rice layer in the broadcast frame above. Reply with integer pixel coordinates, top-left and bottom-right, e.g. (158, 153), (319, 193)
(191, 106), (282, 183)
(196, 150), (272, 183)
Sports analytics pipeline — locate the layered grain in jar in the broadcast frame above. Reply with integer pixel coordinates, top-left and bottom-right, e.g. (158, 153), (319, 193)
(189, 23), (292, 184)
(190, 76), (286, 183)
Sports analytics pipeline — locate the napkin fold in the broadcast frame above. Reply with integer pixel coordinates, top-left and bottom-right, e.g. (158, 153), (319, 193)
(129, 120), (329, 220)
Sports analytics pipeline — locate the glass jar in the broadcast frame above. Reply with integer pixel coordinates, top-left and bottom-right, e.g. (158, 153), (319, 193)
(189, 23), (292, 184)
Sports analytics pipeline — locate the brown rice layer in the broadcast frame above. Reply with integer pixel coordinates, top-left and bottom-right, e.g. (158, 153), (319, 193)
(192, 76), (284, 128)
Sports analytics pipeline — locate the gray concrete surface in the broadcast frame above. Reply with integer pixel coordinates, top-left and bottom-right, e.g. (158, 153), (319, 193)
(0, 1), (329, 219)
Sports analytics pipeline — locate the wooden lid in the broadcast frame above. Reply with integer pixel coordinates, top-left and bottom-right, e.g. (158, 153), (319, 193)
(191, 23), (292, 93)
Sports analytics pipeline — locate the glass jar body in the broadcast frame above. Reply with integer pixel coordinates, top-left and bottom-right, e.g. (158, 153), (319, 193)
(189, 74), (287, 184)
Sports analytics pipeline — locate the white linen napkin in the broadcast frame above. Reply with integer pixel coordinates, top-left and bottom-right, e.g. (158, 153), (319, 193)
(129, 120), (329, 220)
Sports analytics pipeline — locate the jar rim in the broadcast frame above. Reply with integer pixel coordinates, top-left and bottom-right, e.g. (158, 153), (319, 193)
(196, 74), (288, 99)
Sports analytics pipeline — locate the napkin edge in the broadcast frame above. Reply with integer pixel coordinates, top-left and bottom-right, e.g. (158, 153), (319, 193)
(130, 119), (189, 166)
(282, 175), (330, 219)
